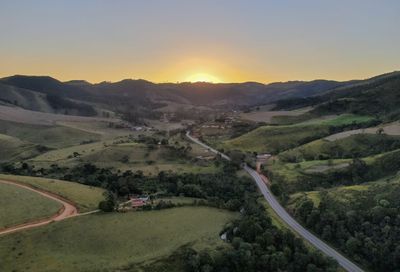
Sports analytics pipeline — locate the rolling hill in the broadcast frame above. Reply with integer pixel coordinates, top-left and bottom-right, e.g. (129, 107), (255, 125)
(0, 74), (360, 117)
(274, 71), (400, 121)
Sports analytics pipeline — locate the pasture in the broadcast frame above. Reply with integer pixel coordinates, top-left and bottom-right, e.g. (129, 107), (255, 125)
(29, 132), (218, 175)
(0, 104), (117, 126)
(223, 124), (330, 154)
(326, 121), (400, 141)
(223, 114), (377, 154)
(300, 114), (375, 126)
(0, 207), (236, 272)
(279, 133), (400, 162)
(0, 133), (41, 162)
(0, 182), (61, 229)
(0, 119), (101, 149)
(240, 107), (310, 123)
(0, 174), (104, 212)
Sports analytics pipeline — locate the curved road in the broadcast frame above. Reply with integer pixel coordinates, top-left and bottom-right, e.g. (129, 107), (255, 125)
(0, 179), (78, 236)
(186, 131), (364, 272)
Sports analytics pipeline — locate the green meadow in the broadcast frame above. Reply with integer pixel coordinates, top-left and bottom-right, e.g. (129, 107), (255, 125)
(0, 207), (236, 272)
(0, 182), (62, 229)
(0, 174), (105, 212)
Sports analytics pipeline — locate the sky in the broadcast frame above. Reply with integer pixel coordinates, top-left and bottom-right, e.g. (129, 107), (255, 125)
(0, 0), (399, 83)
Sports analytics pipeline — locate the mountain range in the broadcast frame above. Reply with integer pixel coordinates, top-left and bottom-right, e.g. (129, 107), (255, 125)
(0, 71), (399, 120)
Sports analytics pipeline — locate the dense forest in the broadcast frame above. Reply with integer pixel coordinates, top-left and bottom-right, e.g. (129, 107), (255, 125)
(292, 183), (400, 271)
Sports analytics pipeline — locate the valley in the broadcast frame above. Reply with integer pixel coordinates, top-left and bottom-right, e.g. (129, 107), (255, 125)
(0, 71), (399, 272)
(2, 2), (399, 271)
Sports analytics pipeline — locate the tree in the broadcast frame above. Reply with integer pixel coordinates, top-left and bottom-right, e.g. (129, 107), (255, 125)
(270, 183), (282, 197)
(349, 158), (367, 182)
(98, 200), (114, 212)
(295, 199), (314, 223)
(98, 191), (117, 212)
(229, 151), (245, 168)
(120, 155), (129, 163)
(345, 237), (360, 255)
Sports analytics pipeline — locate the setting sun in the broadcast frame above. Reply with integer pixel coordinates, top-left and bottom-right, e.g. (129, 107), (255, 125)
(185, 73), (221, 83)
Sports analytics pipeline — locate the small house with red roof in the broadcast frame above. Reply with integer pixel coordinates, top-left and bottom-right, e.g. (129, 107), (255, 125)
(130, 195), (150, 208)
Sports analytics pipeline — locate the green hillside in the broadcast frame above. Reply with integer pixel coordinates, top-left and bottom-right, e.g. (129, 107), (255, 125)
(0, 133), (42, 162)
(274, 72), (400, 121)
(0, 174), (105, 212)
(0, 182), (62, 229)
(279, 134), (400, 162)
(0, 119), (101, 149)
(0, 207), (236, 272)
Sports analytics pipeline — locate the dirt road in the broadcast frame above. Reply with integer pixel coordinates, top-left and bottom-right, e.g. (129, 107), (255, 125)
(0, 179), (78, 236)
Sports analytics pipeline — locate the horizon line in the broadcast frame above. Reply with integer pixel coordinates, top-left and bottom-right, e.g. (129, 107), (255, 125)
(1, 69), (399, 86)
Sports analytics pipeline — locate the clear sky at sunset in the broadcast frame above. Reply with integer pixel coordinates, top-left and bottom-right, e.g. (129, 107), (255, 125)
(1, 0), (399, 83)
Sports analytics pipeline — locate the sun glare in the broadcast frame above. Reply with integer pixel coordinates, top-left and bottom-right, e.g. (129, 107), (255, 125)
(185, 73), (221, 83)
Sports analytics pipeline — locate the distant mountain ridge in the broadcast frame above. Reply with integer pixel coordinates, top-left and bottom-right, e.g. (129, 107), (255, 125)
(0, 71), (398, 118)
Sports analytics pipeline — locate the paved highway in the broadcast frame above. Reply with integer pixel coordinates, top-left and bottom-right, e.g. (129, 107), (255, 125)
(186, 131), (364, 272)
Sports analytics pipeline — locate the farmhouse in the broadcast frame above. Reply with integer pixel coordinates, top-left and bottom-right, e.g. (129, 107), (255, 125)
(130, 195), (150, 208)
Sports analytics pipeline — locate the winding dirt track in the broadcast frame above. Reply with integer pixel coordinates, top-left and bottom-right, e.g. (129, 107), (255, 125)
(0, 179), (78, 236)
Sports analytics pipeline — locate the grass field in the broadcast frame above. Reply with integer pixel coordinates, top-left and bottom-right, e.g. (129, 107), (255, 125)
(154, 196), (205, 206)
(279, 133), (400, 162)
(0, 182), (62, 229)
(222, 114), (376, 154)
(240, 107), (310, 123)
(0, 133), (41, 162)
(300, 114), (375, 126)
(223, 124), (330, 153)
(0, 105), (116, 126)
(29, 134), (219, 175)
(325, 121), (400, 141)
(29, 135), (146, 163)
(29, 140), (109, 163)
(0, 119), (101, 149)
(79, 144), (218, 175)
(57, 120), (133, 139)
(0, 207), (236, 272)
(0, 174), (104, 212)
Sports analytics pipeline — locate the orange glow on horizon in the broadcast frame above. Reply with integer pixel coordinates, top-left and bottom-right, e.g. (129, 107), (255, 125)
(185, 73), (222, 83)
